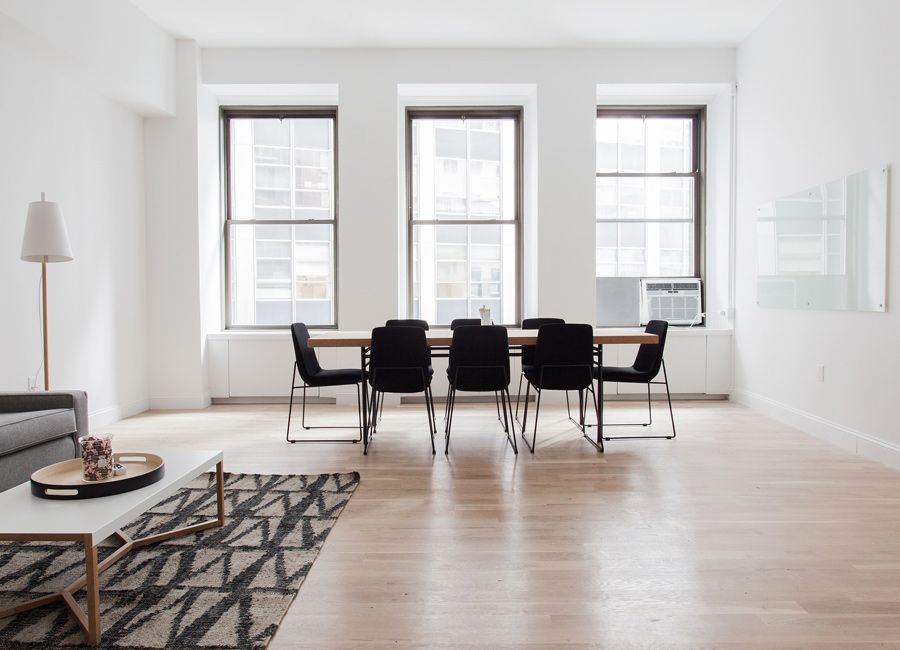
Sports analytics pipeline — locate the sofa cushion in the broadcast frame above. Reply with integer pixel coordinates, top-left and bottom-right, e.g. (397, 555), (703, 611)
(0, 409), (77, 457)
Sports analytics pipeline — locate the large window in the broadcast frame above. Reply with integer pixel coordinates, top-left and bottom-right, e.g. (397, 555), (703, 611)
(224, 109), (337, 328)
(407, 108), (521, 326)
(596, 108), (703, 278)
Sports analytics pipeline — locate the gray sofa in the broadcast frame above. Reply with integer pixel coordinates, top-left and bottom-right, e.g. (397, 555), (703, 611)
(0, 391), (88, 492)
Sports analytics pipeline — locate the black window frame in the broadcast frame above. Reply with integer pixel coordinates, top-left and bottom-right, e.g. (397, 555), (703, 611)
(595, 106), (706, 280)
(222, 106), (340, 330)
(405, 106), (524, 327)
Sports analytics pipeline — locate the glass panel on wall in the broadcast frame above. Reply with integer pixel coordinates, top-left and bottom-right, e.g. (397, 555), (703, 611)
(225, 110), (337, 327)
(408, 109), (521, 326)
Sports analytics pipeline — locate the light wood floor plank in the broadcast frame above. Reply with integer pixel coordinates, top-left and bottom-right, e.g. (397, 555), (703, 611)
(96, 400), (900, 648)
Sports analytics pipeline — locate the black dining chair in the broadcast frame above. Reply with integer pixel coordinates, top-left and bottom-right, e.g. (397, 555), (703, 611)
(445, 325), (517, 454)
(286, 323), (364, 443)
(385, 319), (429, 330)
(449, 318), (502, 422)
(367, 326), (437, 454)
(520, 323), (602, 453)
(377, 319), (432, 424)
(515, 317), (566, 422)
(450, 318), (481, 330)
(593, 320), (675, 440)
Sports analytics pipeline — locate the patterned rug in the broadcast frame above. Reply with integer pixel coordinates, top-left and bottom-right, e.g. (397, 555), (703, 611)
(0, 472), (360, 649)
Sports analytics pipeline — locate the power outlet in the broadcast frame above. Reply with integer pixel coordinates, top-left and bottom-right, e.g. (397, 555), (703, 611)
(816, 365), (825, 382)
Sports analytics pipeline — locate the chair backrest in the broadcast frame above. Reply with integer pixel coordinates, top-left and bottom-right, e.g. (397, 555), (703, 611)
(290, 322), (322, 383)
(520, 317), (566, 368)
(385, 319), (429, 330)
(450, 318), (481, 330)
(631, 320), (668, 379)
(448, 325), (510, 391)
(530, 323), (594, 391)
(369, 326), (432, 393)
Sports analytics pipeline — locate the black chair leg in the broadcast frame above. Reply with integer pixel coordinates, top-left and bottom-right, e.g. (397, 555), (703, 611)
(581, 384), (604, 452)
(286, 364), (298, 442)
(519, 381), (540, 454)
(514, 372), (525, 423)
(444, 385), (455, 453)
(663, 360), (676, 438)
(500, 388), (518, 454)
(287, 364), (363, 444)
(603, 360), (676, 440)
(425, 383), (437, 455)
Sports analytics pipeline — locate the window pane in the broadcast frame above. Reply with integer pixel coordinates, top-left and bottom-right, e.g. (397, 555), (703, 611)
(411, 117), (516, 222)
(227, 221), (335, 326)
(230, 116), (334, 221)
(596, 117), (693, 173)
(411, 223), (516, 325)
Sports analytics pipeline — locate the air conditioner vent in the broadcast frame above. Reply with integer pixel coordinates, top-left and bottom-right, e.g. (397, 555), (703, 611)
(640, 278), (702, 325)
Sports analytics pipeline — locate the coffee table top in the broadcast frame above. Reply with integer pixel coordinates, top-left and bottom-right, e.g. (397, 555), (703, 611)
(0, 449), (223, 544)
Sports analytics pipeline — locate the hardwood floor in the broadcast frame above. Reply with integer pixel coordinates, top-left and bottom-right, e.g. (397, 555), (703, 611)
(97, 400), (900, 649)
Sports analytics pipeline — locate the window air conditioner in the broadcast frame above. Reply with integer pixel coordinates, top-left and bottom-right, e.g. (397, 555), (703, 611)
(639, 278), (702, 326)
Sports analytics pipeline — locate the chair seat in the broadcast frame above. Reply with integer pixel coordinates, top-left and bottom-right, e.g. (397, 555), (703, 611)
(308, 368), (364, 387)
(594, 366), (654, 384)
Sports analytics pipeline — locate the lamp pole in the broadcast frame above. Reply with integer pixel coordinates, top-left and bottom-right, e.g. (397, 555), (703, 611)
(41, 261), (49, 390)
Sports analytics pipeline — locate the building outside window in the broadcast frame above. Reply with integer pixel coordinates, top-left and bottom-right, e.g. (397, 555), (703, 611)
(224, 109), (338, 328)
(596, 108), (703, 278)
(407, 108), (521, 326)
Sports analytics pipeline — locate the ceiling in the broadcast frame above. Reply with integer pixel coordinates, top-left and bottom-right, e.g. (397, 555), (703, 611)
(128, 0), (784, 49)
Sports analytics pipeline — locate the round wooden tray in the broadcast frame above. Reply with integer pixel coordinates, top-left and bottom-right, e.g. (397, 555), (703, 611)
(30, 452), (166, 500)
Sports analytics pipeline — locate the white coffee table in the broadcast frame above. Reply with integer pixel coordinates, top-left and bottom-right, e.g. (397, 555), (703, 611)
(0, 449), (225, 646)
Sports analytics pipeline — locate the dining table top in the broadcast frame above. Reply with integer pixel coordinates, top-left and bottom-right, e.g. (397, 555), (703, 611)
(307, 328), (658, 348)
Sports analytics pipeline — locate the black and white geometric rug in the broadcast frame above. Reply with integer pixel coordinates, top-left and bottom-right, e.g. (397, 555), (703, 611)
(0, 472), (360, 649)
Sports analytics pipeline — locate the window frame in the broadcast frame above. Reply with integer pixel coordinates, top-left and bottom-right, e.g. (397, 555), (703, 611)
(405, 106), (524, 327)
(595, 106), (706, 280)
(222, 106), (340, 330)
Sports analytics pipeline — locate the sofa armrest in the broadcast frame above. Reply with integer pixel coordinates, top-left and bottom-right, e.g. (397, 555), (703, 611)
(0, 390), (89, 442)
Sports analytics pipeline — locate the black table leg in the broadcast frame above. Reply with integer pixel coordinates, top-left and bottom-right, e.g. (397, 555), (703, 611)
(360, 346), (370, 453)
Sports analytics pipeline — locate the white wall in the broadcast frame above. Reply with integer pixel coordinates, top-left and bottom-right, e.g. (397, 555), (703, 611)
(732, 0), (900, 469)
(200, 48), (735, 383)
(0, 0), (175, 116)
(144, 41), (220, 409)
(0, 34), (150, 426)
(0, 16), (739, 418)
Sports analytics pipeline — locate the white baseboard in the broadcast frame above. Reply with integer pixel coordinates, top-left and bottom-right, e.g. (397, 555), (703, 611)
(90, 397), (151, 430)
(148, 393), (212, 410)
(730, 388), (900, 473)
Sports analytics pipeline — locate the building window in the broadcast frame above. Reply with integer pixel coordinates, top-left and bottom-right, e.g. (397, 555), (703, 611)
(596, 108), (703, 278)
(224, 109), (337, 328)
(407, 108), (521, 326)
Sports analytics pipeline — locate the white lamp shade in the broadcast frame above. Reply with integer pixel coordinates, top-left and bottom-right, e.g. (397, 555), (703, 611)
(21, 198), (73, 263)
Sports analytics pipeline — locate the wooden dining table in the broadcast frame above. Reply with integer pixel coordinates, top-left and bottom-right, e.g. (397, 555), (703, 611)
(308, 328), (658, 452)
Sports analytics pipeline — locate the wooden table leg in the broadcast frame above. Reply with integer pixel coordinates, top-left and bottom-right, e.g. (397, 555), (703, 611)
(83, 536), (101, 646)
(216, 460), (226, 526)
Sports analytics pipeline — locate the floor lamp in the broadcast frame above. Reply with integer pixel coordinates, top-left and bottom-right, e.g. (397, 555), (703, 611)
(20, 192), (73, 391)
